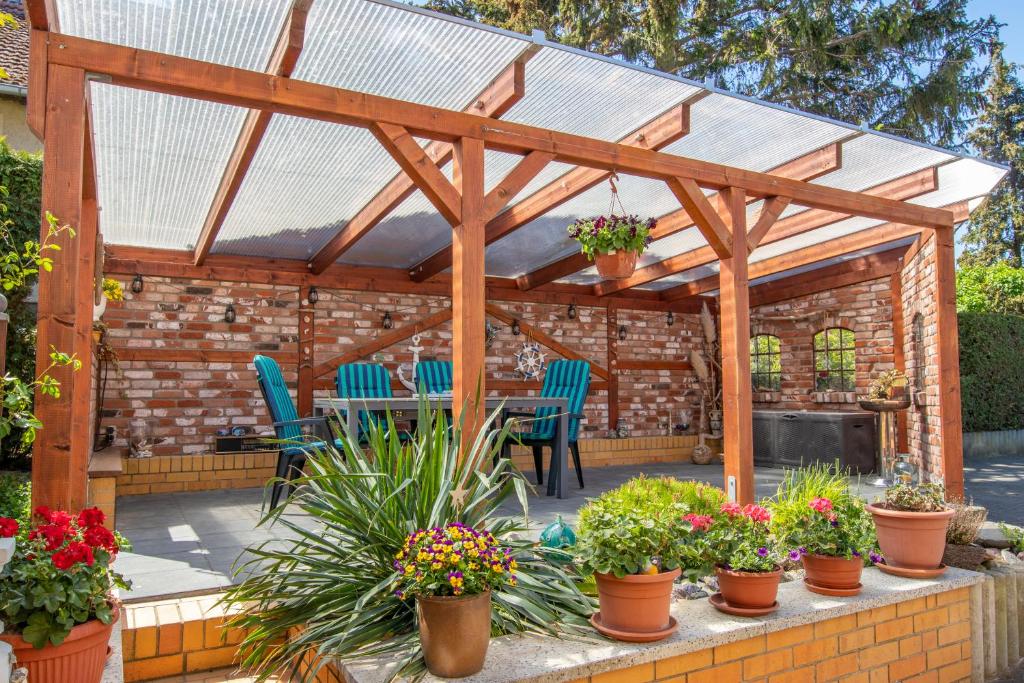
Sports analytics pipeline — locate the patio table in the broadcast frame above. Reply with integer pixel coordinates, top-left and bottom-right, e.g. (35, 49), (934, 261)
(312, 396), (570, 498)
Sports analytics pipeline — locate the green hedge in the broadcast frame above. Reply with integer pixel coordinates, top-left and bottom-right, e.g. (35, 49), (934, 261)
(959, 311), (1024, 432)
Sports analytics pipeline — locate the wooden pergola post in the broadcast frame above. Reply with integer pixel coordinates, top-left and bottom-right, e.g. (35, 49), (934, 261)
(32, 64), (95, 511)
(934, 223), (964, 499)
(451, 137), (487, 440)
(718, 187), (755, 504)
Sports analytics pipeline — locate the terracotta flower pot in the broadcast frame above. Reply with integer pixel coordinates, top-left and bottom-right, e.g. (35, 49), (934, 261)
(0, 612), (116, 683)
(594, 567), (681, 637)
(868, 504), (954, 570)
(594, 250), (637, 279)
(716, 565), (782, 609)
(802, 554), (863, 592)
(417, 590), (491, 678)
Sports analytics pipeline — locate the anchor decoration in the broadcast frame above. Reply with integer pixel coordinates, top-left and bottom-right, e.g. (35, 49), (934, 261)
(396, 334), (451, 397)
(514, 342), (546, 381)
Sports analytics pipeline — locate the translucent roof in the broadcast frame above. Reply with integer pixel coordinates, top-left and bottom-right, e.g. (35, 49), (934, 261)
(56, 0), (1007, 287)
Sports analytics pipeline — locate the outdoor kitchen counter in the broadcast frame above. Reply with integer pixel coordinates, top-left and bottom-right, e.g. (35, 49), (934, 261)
(340, 567), (984, 683)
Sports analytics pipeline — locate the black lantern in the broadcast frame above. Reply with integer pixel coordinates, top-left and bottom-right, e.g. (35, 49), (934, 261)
(667, 311), (674, 326)
(307, 286), (319, 305)
(224, 303), (236, 324)
(131, 274), (144, 294)
(511, 320), (521, 336)
(618, 325), (627, 341)
(381, 311), (394, 329)
(567, 303), (577, 320)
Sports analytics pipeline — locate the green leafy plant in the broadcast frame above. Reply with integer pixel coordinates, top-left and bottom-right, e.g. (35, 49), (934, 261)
(999, 523), (1024, 554)
(768, 464), (876, 561)
(567, 214), (654, 260)
(864, 369), (909, 401)
(0, 472), (30, 525)
(574, 476), (724, 578)
(881, 482), (947, 512)
(683, 502), (786, 574)
(958, 311), (1024, 432)
(0, 506), (130, 648)
(222, 402), (595, 682)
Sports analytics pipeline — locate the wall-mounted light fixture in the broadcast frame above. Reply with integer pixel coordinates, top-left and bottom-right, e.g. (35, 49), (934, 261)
(567, 303), (577, 320)
(223, 303), (236, 324)
(511, 319), (521, 336)
(381, 311), (394, 329)
(618, 325), (627, 341)
(307, 286), (319, 305)
(131, 274), (144, 294)
(667, 311), (674, 326)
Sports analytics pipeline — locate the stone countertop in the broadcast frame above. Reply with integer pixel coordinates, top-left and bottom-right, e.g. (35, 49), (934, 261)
(100, 609), (124, 683)
(341, 567), (983, 683)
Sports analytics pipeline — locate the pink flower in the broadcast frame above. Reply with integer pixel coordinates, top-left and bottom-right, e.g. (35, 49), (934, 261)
(720, 502), (742, 517)
(743, 504), (771, 523)
(809, 497), (834, 514)
(682, 513), (713, 532)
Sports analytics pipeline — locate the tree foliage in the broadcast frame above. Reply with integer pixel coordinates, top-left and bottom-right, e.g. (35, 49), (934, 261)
(956, 262), (1024, 314)
(960, 45), (1024, 268)
(426, 0), (999, 146)
(958, 311), (1024, 432)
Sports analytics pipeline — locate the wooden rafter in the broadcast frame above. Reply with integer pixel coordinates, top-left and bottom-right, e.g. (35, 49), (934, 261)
(516, 141), (844, 291)
(408, 98), (699, 281)
(483, 151), (555, 220)
(485, 303), (610, 379)
(591, 166), (939, 297)
(22, 0), (57, 30)
(748, 249), (904, 307)
(191, 0), (312, 265)
(666, 177), (733, 259)
(308, 57), (532, 273)
(370, 122), (462, 226)
(746, 196), (792, 252)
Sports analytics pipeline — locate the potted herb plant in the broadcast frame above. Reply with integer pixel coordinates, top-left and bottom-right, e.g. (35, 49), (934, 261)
(575, 477), (722, 641)
(567, 214), (654, 279)
(691, 502), (787, 615)
(0, 506), (130, 683)
(769, 466), (877, 596)
(393, 523), (515, 678)
(867, 482), (954, 577)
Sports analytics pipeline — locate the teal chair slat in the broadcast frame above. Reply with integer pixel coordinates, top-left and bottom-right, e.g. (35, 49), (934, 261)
(519, 359), (591, 441)
(335, 363), (393, 435)
(254, 355), (302, 441)
(415, 360), (453, 394)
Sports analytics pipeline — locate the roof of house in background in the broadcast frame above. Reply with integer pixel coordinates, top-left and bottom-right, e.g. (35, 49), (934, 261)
(0, 1), (29, 91)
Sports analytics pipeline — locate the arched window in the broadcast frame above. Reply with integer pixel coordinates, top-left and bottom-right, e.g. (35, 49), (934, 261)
(750, 334), (782, 391)
(813, 327), (856, 392)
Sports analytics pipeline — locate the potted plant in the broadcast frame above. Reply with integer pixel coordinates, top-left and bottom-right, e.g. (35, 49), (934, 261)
(689, 502), (787, 615)
(769, 466), (877, 596)
(575, 477), (722, 641)
(0, 506), (130, 683)
(867, 482), (954, 577)
(567, 214), (654, 279)
(392, 523), (515, 678)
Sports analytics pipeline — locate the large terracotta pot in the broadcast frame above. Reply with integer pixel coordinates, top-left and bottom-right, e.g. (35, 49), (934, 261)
(594, 250), (637, 279)
(0, 612), (116, 683)
(716, 565), (782, 609)
(868, 504), (954, 570)
(594, 567), (681, 636)
(802, 554), (863, 592)
(417, 590), (491, 678)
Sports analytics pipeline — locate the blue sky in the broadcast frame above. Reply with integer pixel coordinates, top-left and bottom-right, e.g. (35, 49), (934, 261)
(971, 1), (1024, 64)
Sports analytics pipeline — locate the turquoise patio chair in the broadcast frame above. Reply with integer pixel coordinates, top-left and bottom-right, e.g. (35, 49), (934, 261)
(335, 362), (394, 438)
(415, 360), (453, 395)
(505, 359), (590, 491)
(253, 355), (340, 508)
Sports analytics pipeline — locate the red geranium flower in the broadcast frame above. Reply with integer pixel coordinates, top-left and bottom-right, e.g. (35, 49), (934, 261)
(29, 523), (69, 551)
(33, 506), (52, 522)
(51, 548), (75, 570)
(0, 517), (18, 538)
(742, 504), (771, 523)
(809, 497), (834, 514)
(720, 502), (742, 517)
(67, 541), (95, 567)
(48, 510), (73, 527)
(77, 507), (106, 528)
(682, 513), (713, 532)
(84, 525), (118, 553)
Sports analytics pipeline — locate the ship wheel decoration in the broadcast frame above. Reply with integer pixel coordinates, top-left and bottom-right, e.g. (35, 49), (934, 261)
(514, 342), (546, 381)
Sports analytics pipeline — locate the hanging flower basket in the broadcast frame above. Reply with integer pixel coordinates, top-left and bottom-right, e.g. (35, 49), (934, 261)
(567, 214), (655, 279)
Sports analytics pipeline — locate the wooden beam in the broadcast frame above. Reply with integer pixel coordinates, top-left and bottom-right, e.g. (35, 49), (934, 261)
(747, 196), (792, 252)
(26, 30), (48, 139)
(901, 230), (934, 265)
(192, 0), (312, 265)
(607, 303), (618, 430)
(307, 57), (530, 273)
(485, 303), (610, 380)
(616, 359), (693, 371)
(717, 187), (754, 504)
(371, 122), (462, 227)
(516, 141), (843, 291)
(748, 250), (903, 307)
(483, 151), (554, 220)
(592, 167), (938, 297)
(934, 225), (964, 499)
(22, 0), (57, 31)
(452, 137), (487, 436)
(32, 64), (89, 511)
(409, 99), (697, 281)
(297, 286), (315, 417)
(665, 177), (733, 259)
(117, 348), (298, 364)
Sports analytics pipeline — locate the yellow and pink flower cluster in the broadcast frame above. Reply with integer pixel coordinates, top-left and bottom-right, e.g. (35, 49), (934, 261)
(392, 523), (516, 599)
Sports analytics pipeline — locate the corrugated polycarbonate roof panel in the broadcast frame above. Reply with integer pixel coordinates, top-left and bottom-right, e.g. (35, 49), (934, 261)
(214, 0), (531, 258)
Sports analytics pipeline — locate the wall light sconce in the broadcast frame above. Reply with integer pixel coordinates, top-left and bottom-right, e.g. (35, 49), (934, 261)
(511, 319), (521, 336)
(667, 311), (674, 326)
(131, 274), (144, 294)
(618, 325), (627, 341)
(224, 303), (236, 324)
(381, 311), (394, 329)
(307, 286), (319, 305)
(567, 303), (577, 320)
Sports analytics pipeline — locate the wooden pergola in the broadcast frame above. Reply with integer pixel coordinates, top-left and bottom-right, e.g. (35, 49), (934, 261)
(22, 0), (1000, 510)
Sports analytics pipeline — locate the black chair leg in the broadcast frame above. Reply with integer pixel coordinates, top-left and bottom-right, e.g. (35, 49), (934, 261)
(531, 445), (544, 485)
(570, 441), (584, 488)
(270, 451), (291, 509)
(283, 453), (306, 503)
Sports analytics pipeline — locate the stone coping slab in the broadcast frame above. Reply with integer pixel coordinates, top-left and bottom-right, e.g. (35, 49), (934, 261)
(341, 566), (983, 683)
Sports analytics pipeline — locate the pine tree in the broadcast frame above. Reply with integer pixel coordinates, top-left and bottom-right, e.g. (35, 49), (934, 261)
(426, 0), (999, 147)
(960, 45), (1024, 268)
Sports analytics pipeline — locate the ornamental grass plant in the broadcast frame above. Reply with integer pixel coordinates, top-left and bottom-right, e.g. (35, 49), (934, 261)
(222, 400), (595, 682)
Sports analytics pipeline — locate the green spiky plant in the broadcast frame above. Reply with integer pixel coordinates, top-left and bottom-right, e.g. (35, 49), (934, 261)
(221, 399), (596, 682)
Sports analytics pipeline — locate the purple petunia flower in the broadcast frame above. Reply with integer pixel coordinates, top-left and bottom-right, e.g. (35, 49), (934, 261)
(757, 547), (768, 557)
(852, 550), (862, 557)
(788, 549), (802, 562)
(799, 547), (807, 555)
(830, 519), (839, 527)
(869, 552), (885, 565)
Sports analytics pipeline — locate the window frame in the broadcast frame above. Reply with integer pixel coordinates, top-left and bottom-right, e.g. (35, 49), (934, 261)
(750, 333), (782, 392)
(813, 327), (857, 392)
